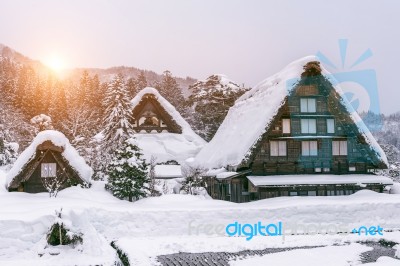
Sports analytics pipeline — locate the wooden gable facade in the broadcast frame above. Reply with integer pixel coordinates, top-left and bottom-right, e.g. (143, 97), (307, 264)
(247, 65), (386, 175)
(131, 93), (182, 133)
(204, 61), (390, 203)
(8, 141), (88, 193)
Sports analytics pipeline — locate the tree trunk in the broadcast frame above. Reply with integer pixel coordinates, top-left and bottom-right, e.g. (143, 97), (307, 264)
(129, 195), (132, 202)
(59, 223), (62, 245)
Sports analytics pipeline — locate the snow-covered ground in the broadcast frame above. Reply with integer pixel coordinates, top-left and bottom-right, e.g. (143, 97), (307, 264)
(230, 243), (400, 266)
(1, 167), (400, 265)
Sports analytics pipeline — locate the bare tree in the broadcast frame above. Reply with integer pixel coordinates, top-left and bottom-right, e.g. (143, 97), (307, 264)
(41, 168), (68, 197)
(41, 177), (65, 198)
(148, 156), (161, 196)
(180, 164), (206, 195)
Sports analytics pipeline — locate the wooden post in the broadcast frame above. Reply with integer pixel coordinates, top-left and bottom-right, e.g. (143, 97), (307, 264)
(59, 223), (62, 245)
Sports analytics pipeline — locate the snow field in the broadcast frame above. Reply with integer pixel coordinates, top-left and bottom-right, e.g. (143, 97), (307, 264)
(1, 168), (400, 265)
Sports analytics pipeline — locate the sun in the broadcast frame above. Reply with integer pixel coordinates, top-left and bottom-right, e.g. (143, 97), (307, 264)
(45, 54), (66, 72)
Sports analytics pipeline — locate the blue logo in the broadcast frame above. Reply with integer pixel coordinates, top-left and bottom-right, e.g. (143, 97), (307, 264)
(316, 39), (382, 132)
(225, 221), (283, 241)
(286, 39), (382, 133)
(352, 225), (384, 236)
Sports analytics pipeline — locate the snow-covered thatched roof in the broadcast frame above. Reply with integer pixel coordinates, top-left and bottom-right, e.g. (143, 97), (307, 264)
(6, 130), (93, 186)
(131, 87), (206, 163)
(194, 56), (388, 169)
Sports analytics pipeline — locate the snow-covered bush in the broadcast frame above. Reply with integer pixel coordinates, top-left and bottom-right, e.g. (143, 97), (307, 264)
(390, 183), (400, 194)
(0, 139), (18, 166)
(105, 138), (150, 202)
(46, 210), (83, 247)
(30, 114), (53, 132)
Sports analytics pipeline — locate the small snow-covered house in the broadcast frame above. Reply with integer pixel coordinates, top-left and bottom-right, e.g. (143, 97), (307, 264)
(194, 57), (392, 202)
(130, 87), (206, 177)
(6, 130), (92, 193)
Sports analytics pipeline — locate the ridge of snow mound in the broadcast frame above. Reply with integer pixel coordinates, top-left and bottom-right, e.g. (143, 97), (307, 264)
(134, 133), (204, 164)
(390, 183), (400, 194)
(194, 56), (387, 169)
(6, 130), (93, 186)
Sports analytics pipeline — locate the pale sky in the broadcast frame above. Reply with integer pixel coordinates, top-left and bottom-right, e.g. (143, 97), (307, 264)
(0, 0), (399, 114)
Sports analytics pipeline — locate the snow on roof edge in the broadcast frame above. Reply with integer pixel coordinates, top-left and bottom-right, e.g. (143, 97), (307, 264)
(324, 75), (388, 167)
(6, 130), (93, 187)
(131, 87), (206, 145)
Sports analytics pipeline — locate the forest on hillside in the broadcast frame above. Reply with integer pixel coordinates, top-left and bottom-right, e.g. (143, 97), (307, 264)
(0, 55), (248, 178)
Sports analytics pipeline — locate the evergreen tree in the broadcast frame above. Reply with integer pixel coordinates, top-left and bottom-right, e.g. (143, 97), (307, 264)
(159, 70), (185, 112)
(0, 58), (18, 104)
(0, 137), (18, 166)
(15, 66), (35, 109)
(42, 74), (55, 113)
(136, 71), (148, 91)
(105, 138), (150, 202)
(102, 73), (134, 145)
(126, 77), (137, 99)
(48, 81), (68, 128)
(33, 78), (45, 115)
(86, 74), (103, 112)
(186, 74), (249, 141)
(20, 73), (37, 117)
(79, 70), (90, 106)
(126, 71), (148, 99)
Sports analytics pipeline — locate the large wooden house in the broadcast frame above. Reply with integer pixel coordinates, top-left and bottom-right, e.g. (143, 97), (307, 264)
(6, 130), (92, 193)
(194, 57), (392, 202)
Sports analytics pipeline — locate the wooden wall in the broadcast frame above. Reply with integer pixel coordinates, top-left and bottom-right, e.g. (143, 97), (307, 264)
(248, 81), (380, 175)
(18, 150), (83, 193)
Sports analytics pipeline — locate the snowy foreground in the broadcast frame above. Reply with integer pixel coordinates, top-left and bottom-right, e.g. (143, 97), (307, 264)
(1, 169), (400, 265)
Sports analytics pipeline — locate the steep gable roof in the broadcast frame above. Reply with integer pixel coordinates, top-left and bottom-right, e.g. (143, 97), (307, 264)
(6, 130), (92, 188)
(131, 87), (206, 163)
(194, 56), (388, 169)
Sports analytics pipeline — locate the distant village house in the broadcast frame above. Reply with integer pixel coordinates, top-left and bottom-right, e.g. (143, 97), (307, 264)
(6, 130), (92, 193)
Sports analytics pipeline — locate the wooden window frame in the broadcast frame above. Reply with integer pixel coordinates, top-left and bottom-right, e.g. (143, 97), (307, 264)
(41, 163), (57, 178)
(300, 98), (316, 113)
(332, 140), (348, 156)
(270, 140), (287, 156)
(301, 119), (317, 134)
(327, 118), (335, 134)
(302, 140), (318, 156)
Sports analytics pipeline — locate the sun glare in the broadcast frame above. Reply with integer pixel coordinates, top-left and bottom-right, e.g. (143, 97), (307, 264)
(45, 54), (66, 72)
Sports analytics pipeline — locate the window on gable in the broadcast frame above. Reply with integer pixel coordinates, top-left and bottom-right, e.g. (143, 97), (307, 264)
(282, 119), (291, 134)
(302, 141), (318, 156)
(41, 163), (56, 178)
(327, 119), (335, 133)
(270, 141), (287, 156)
(332, 140), (348, 155)
(301, 119), (316, 134)
(300, 98), (316, 113)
